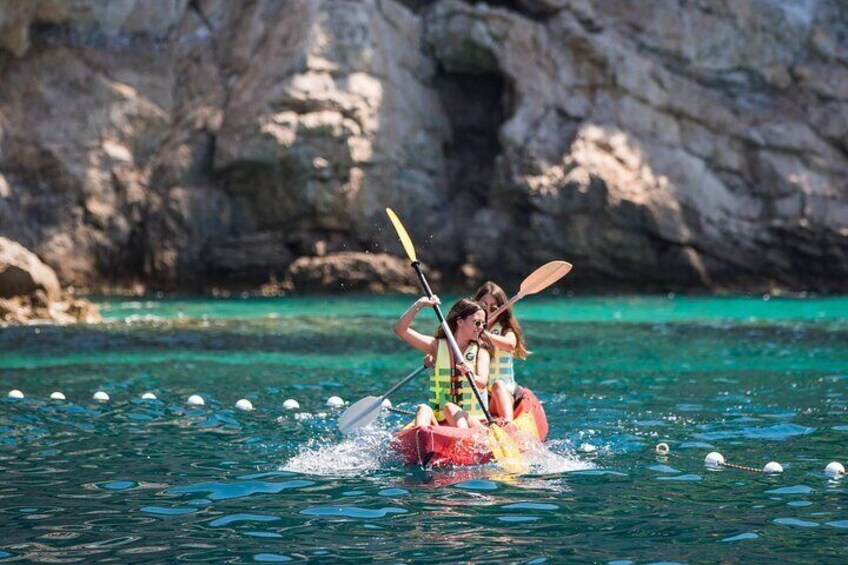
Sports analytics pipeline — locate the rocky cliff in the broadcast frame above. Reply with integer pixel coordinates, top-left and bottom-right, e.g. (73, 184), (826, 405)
(0, 236), (101, 323)
(0, 0), (845, 293)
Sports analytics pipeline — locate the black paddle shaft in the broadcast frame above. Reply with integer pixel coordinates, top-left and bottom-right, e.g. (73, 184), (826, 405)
(380, 365), (427, 402)
(411, 261), (494, 424)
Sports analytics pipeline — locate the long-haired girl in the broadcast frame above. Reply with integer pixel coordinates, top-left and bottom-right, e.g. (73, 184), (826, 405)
(473, 281), (529, 422)
(393, 296), (493, 428)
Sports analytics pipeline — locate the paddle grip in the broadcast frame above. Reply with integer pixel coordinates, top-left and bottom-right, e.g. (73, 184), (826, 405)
(410, 261), (494, 424)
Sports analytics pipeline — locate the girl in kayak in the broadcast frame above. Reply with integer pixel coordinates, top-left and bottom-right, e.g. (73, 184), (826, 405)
(474, 281), (529, 423)
(393, 296), (492, 429)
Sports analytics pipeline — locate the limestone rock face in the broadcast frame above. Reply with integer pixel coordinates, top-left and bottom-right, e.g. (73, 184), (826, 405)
(425, 0), (848, 290)
(0, 236), (61, 300)
(0, 0), (845, 292)
(282, 252), (428, 294)
(0, 237), (101, 323)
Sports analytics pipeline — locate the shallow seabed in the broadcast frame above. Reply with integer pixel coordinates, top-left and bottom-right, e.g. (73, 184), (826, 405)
(1, 295), (846, 563)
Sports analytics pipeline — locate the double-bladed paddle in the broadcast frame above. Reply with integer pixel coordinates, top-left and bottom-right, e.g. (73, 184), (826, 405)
(487, 260), (572, 327)
(337, 365), (428, 436)
(386, 208), (530, 474)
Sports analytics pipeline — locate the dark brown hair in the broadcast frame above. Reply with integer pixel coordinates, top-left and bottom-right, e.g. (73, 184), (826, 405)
(434, 298), (494, 355)
(473, 281), (529, 359)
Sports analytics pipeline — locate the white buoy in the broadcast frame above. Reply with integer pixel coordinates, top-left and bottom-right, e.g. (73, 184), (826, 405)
(93, 391), (110, 402)
(141, 392), (157, 400)
(824, 462), (844, 477)
(235, 399), (254, 411)
(187, 394), (205, 406)
(705, 452), (725, 468)
(282, 399), (300, 410)
(381, 398), (392, 408)
(326, 396), (344, 408)
(8, 389), (24, 399)
(578, 443), (597, 453)
(763, 461), (783, 474)
(655, 442), (670, 455)
(50, 391), (66, 400)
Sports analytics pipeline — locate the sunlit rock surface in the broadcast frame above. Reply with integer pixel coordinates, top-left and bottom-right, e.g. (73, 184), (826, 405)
(0, 0), (845, 292)
(0, 236), (101, 323)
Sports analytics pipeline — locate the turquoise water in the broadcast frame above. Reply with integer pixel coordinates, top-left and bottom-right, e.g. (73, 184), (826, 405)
(1, 295), (846, 563)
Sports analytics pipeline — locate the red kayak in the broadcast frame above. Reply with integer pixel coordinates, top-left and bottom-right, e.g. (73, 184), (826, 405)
(391, 388), (548, 468)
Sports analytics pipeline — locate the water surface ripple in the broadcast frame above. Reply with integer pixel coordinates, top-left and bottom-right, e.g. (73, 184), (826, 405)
(1, 295), (846, 563)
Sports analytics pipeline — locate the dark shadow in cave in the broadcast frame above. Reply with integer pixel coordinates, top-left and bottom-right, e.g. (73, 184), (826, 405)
(434, 69), (510, 218)
(400, 0), (556, 22)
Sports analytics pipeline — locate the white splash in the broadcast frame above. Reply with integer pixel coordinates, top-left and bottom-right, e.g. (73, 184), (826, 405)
(524, 439), (596, 475)
(281, 430), (394, 477)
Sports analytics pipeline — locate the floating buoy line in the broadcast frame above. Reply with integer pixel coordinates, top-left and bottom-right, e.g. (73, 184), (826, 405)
(325, 396), (344, 408)
(650, 443), (844, 478)
(234, 398), (254, 411)
(704, 451), (781, 473)
(4, 388), (845, 478)
(6, 388), (344, 414)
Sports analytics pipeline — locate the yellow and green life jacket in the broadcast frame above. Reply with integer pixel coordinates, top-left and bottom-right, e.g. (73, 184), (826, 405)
(428, 339), (487, 421)
(489, 322), (517, 394)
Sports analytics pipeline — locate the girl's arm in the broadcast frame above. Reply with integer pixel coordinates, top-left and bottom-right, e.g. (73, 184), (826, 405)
(483, 328), (517, 353)
(457, 347), (490, 391)
(392, 296), (440, 353)
(474, 347), (490, 391)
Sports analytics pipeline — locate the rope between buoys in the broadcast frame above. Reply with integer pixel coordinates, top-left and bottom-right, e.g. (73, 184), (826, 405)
(719, 461), (761, 473)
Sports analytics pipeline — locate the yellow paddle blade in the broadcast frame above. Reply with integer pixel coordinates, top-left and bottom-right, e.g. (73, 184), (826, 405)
(488, 424), (530, 474)
(386, 208), (417, 262)
(519, 260), (572, 297)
